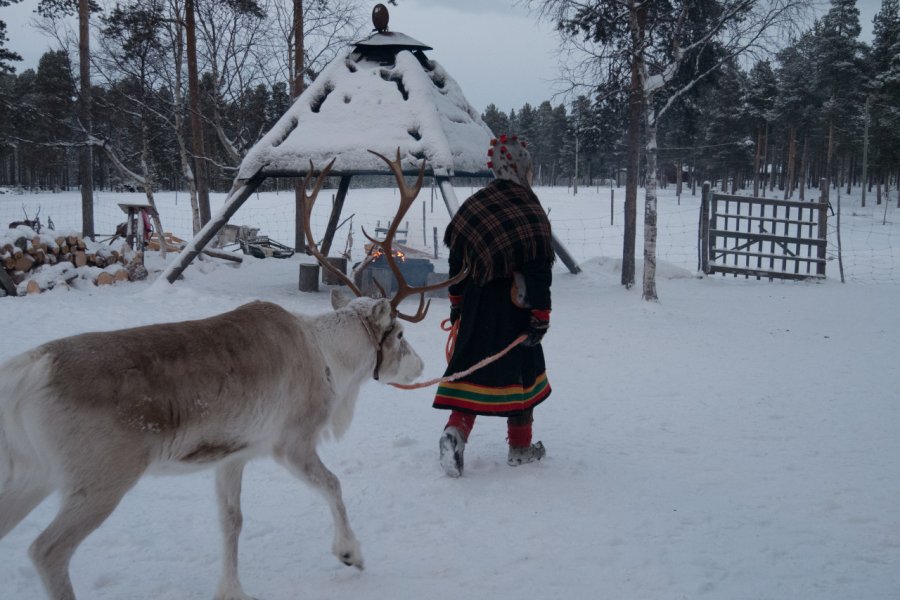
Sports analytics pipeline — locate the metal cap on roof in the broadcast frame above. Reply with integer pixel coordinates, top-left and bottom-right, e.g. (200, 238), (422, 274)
(353, 30), (432, 52)
(353, 4), (432, 53)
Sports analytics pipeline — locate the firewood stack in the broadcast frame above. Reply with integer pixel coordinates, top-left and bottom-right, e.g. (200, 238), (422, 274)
(1, 226), (134, 296)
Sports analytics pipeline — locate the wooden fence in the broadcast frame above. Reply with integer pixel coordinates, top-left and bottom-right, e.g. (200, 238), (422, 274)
(699, 180), (829, 281)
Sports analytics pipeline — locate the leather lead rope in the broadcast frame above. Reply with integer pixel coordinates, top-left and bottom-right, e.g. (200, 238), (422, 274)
(389, 322), (527, 390)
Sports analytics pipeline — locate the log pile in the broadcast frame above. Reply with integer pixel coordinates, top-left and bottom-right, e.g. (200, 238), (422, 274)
(1, 225), (134, 296)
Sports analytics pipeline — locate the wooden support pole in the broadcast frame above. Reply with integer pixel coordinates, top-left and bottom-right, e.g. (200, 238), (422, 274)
(699, 181), (711, 274)
(162, 172), (267, 284)
(817, 178), (828, 278)
(320, 175), (351, 257)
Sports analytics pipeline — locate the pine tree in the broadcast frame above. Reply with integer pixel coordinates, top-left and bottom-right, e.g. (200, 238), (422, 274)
(871, 0), (900, 194)
(745, 60), (778, 195)
(0, 21), (22, 75)
(481, 103), (510, 136)
(816, 0), (867, 185)
(773, 33), (823, 197)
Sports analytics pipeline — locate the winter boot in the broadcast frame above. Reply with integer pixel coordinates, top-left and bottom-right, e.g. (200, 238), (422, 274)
(507, 441), (546, 466)
(439, 426), (466, 477)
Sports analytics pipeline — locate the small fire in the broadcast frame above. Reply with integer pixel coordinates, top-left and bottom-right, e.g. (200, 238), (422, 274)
(371, 247), (406, 262)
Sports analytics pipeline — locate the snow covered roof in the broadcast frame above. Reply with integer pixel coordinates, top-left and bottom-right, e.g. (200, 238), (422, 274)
(237, 34), (494, 180)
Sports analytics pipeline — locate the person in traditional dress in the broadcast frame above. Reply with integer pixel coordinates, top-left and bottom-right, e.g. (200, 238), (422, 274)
(434, 134), (554, 477)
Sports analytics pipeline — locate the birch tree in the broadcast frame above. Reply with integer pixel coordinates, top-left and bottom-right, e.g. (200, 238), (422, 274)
(96, 0), (170, 252)
(527, 0), (810, 300)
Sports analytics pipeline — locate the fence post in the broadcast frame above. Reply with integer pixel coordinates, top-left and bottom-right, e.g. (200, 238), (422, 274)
(610, 188), (614, 226)
(699, 181), (711, 273)
(817, 177), (828, 277)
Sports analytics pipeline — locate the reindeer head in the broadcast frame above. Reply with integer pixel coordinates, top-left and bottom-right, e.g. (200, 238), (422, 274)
(330, 291), (423, 384)
(301, 155), (463, 381)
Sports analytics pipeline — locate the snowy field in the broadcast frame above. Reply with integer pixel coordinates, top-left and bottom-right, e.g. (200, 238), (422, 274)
(1, 183), (899, 600)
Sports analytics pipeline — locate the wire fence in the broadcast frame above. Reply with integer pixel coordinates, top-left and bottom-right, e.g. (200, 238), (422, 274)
(2, 183), (898, 285)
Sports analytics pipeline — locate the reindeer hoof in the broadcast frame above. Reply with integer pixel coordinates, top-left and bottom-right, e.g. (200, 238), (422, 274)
(340, 551), (365, 570)
(335, 544), (364, 570)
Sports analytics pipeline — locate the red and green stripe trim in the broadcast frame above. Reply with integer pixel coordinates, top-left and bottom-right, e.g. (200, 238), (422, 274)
(434, 372), (550, 413)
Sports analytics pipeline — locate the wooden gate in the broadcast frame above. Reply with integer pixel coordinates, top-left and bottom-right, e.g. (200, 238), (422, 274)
(699, 181), (829, 280)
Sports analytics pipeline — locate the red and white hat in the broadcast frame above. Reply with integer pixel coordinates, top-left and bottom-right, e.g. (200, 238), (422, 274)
(487, 134), (532, 187)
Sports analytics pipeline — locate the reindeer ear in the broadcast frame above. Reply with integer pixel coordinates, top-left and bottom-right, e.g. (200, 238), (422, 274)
(370, 298), (394, 328)
(331, 288), (351, 310)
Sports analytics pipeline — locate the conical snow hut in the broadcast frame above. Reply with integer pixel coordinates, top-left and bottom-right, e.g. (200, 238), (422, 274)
(162, 5), (578, 284)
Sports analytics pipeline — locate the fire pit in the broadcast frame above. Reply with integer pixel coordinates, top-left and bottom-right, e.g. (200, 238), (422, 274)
(354, 247), (434, 295)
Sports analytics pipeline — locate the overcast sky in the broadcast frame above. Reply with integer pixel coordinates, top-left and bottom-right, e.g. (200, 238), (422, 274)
(0, 0), (884, 115)
(0, 0), (562, 114)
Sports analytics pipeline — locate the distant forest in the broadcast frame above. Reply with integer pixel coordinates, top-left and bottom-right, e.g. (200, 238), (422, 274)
(1, 0), (898, 201)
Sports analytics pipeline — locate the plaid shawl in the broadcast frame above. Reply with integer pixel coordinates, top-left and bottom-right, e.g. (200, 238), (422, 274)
(444, 179), (553, 285)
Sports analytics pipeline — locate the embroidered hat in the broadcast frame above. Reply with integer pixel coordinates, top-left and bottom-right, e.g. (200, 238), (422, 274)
(487, 134), (532, 187)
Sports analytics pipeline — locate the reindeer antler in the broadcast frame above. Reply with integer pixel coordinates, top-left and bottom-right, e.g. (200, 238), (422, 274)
(364, 149), (467, 322)
(301, 159), (365, 297)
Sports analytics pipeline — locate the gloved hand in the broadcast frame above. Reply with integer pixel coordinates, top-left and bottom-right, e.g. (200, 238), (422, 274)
(449, 294), (463, 325)
(522, 309), (550, 347)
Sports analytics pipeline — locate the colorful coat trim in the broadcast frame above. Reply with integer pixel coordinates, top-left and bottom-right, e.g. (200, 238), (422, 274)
(434, 371), (551, 415)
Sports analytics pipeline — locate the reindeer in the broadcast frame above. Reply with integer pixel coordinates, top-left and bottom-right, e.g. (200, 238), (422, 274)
(0, 151), (462, 600)
(8, 205), (42, 234)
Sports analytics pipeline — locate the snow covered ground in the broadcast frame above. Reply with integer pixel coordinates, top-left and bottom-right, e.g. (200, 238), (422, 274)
(1, 184), (898, 600)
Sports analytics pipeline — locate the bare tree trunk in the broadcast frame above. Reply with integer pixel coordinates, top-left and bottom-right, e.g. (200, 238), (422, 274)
(798, 135), (808, 201)
(826, 120), (835, 192)
(168, 1), (201, 234)
(784, 126), (796, 199)
(622, 0), (645, 289)
(293, 0), (308, 253)
(642, 112), (659, 302)
(78, 0), (94, 239)
(140, 120), (166, 258)
(753, 124), (762, 197)
(186, 0), (211, 226)
(675, 159), (682, 201)
(847, 153), (853, 195)
(761, 123), (770, 197)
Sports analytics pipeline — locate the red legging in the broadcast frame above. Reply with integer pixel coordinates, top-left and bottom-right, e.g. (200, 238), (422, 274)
(446, 409), (533, 448)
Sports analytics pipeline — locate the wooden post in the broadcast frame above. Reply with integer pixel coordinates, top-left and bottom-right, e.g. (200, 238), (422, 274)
(610, 188), (614, 225)
(299, 263), (319, 292)
(573, 135), (579, 195)
(162, 171), (267, 284)
(436, 176), (461, 215)
(699, 181), (711, 274)
(550, 234), (582, 275)
(321, 256), (348, 285)
(817, 178), (828, 278)
(320, 175), (351, 256)
(433, 226), (438, 259)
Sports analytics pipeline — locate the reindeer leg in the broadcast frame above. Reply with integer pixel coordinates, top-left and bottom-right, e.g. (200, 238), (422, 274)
(213, 460), (256, 600)
(29, 474), (138, 600)
(278, 442), (364, 570)
(0, 479), (52, 540)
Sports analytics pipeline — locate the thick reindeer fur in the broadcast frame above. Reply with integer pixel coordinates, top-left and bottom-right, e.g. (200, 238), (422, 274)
(0, 296), (423, 600)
